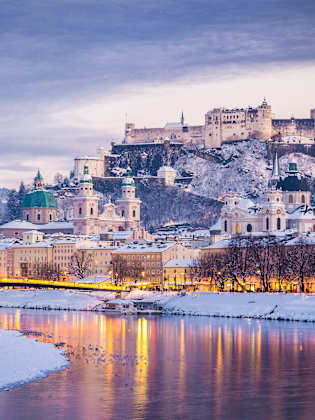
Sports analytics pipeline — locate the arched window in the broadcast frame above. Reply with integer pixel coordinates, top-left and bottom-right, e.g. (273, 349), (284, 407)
(26, 214), (29, 221)
(90, 207), (93, 215)
(266, 217), (269, 231)
(289, 194), (293, 204)
(79, 207), (82, 215)
(132, 210), (136, 217)
(224, 220), (227, 232)
(37, 213), (41, 221)
(247, 224), (252, 232)
(277, 217), (281, 230)
(122, 209), (125, 217)
(49, 214), (52, 221)
(302, 195), (305, 204)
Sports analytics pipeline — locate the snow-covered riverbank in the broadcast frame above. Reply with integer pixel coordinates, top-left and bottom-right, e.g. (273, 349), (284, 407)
(1, 289), (315, 322)
(0, 330), (70, 391)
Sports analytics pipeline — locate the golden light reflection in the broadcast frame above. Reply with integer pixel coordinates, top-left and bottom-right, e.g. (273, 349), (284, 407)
(134, 317), (149, 411)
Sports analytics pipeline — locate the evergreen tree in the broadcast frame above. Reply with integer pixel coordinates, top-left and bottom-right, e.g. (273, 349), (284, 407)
(6, 181), (27, 221)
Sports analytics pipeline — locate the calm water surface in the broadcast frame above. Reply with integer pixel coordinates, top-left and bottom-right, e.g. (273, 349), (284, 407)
(0, 309), (315, 420)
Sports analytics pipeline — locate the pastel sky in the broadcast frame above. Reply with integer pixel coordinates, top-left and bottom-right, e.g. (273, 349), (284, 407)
(1, 0), (315, 187)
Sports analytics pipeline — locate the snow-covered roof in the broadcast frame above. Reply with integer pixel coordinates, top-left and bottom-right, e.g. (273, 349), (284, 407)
(0, 220), (37, 229)
(210, 218), (221, 231)
(112, 242), (176, 254)
(239, 197), (255, 210)
(40, 221), (74, 229)
(286, 207), (315, 220)
(164, 258), (197, 268)
(0, 220), (73, 230)
(164, 122), (182, 128)
(23, 230), (43, 235)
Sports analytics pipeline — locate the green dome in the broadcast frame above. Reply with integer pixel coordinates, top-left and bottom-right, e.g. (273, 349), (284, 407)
(22, 190), (57, 208)
(122, 177), (135, 187)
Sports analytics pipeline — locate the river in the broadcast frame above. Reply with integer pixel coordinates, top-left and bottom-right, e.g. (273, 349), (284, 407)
(0, 309), (315, 420)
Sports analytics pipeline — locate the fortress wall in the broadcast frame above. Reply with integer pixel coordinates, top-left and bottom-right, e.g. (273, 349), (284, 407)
(126, 125), (204, 145)
(272, 119), (315, 138)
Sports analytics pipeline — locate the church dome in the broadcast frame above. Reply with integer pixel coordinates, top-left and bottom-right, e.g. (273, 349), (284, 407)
(22, 190), (57, 208)
(276, 176), (310, 192)
(122, 177), (135, 187)
(80, 164), (93, 183)
(276, 161), (310, 192)
(122, 165), (135, 187)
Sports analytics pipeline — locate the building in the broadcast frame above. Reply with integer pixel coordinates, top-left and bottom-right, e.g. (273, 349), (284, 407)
(204, 99), (272, 148)
(125, 112), (204, 146)
(219, 156), (314, 235)
(77, 246), (116, 277)
(157, 166), (177, 186)
(124, 100), (315, 149)
(112, 242), (198, 287)
(22, 170), (57, 224)
(73, 165), (142, 235)
(163, 258), (200, 288)
(74, 148), (105, 180)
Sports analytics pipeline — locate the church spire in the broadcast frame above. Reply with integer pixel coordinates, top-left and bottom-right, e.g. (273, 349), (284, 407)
(268, 151), (281, 188)
(180, 111), (184, 126)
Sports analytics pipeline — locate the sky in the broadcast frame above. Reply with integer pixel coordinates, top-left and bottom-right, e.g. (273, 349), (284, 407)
(1, 0), (315, 188)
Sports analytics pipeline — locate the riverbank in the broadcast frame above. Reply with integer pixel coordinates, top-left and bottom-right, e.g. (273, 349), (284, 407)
(1, 289), (315, 322)
(0, 329), (70, 391)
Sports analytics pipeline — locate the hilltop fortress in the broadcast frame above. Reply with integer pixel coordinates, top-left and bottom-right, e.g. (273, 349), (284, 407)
(125, 100), (315, 148)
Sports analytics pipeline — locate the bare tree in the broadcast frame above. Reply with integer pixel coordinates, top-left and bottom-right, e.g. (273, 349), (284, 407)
(68, 251), (92, 279)
(285, 239), (314, 293)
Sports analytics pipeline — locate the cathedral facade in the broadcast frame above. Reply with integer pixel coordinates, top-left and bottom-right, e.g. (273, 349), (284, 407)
(73, 165), (141, 235)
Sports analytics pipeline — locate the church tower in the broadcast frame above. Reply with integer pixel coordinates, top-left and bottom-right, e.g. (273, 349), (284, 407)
(116, 167), (141, 230)
(73, 164), (99, 235)
(262, 187), (286, 232)
(268, 152), (281, 188)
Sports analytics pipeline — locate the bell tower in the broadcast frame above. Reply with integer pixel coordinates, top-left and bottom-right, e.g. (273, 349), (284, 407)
(262, 187), (286, 232)
(73, 164), (99, 235)
(116, 167), (141, 230)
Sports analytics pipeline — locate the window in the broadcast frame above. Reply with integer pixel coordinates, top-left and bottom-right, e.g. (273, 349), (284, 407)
(289, 195), (293, 204)
(277, 217), (281, 230)
(37, 213), (40, 221)
(224, 220), (227, 232)
(302, 195), (305, 204)
(122, 210), (125, 217)
(90, 207), (93, 215)
(247, 224), (252, 232)
(266, 217), (269, 231)
(79, 207), (82, 215)
(132, 210), (136, 217)
(49, 214), (52, 221)
(26, 214), (29, 221)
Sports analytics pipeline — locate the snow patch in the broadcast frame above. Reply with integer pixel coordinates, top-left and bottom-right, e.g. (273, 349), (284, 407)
(0, 329), (70, 391)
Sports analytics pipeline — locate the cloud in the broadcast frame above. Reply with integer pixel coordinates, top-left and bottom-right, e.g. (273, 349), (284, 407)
(0, 0), (315, 187)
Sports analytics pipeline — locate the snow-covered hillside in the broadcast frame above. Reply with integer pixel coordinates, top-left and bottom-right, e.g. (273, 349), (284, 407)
(175, 140), (315, 200)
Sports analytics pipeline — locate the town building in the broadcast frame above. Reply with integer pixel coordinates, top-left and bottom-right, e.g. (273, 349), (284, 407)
(112, 242), (199, 287)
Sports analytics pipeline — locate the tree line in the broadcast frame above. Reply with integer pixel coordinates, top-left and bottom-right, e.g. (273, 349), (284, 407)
(195, 236), (315, 292)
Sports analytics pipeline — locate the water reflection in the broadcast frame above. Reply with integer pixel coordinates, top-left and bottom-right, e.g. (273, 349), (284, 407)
(0, 309), (315, 420)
